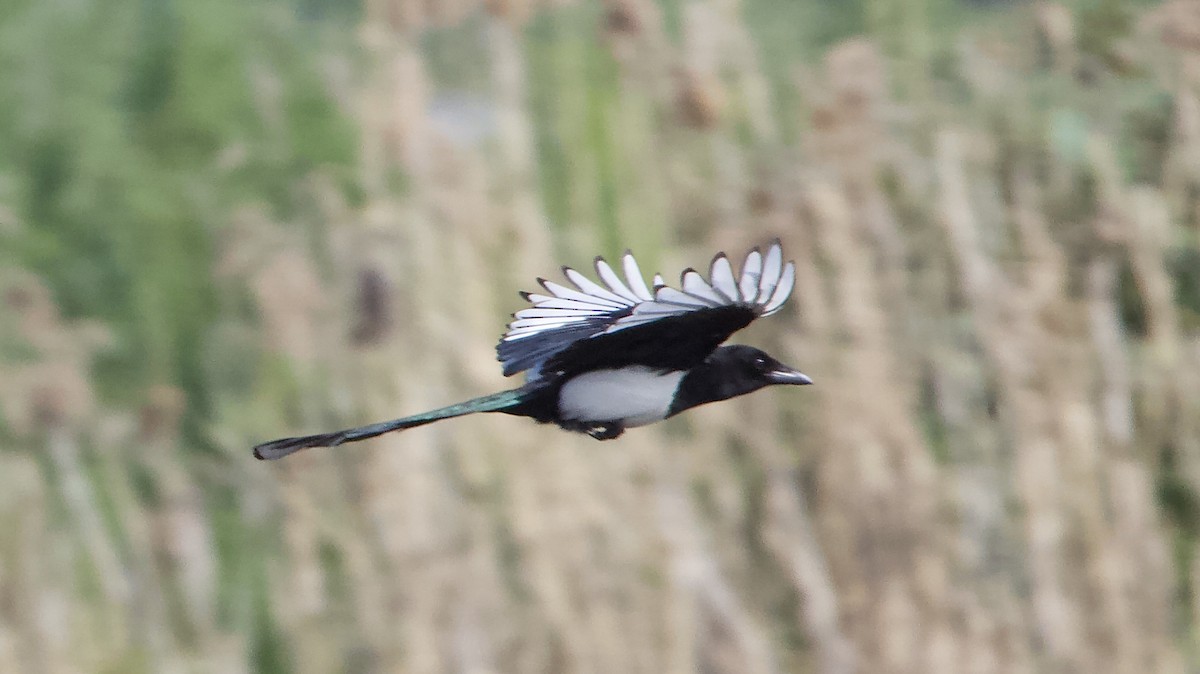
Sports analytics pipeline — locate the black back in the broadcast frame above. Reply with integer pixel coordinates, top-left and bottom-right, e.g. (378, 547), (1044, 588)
(537, 304), (757, 380)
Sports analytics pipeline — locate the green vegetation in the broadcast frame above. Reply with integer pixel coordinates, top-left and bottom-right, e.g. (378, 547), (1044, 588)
(1, 0), (1198, 671)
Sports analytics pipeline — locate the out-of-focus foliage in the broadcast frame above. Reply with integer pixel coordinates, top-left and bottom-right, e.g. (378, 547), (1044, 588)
(0, 0), (1198, 672)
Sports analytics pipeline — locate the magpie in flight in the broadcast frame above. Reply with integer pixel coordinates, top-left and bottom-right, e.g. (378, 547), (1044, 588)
(254, 240), (811, 460)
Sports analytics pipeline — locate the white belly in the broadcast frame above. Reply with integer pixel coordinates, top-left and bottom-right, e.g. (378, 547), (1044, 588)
(558, 367), (685, 427)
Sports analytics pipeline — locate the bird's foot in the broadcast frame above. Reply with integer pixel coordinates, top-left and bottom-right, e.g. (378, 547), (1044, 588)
(585, 423), (624, 441)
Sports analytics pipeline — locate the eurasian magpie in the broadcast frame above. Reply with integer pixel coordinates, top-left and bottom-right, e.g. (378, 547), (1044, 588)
(253, 240), (811, 460)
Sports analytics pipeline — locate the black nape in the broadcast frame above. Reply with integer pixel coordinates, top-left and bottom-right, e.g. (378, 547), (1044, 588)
(667, 345), (810, 417)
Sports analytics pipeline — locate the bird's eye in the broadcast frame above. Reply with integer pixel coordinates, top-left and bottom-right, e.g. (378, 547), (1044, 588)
(753, 357), (767, 368)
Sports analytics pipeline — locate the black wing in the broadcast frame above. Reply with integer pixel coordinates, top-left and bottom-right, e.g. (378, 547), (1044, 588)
(497, 240), (796, 380)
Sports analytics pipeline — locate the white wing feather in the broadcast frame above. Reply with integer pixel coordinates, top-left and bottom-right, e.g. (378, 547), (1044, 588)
(681, 270), (726, 305)
(763, 262), (796, 315)
(709, 254), (739, 301)
(595, 258), (642, 303)
(739, 250), (763, 302)
(621, 252), (655, 301)
(757, 243), (783, 304)
(564, 267), (630, 306)
(539, 280), (627, 309)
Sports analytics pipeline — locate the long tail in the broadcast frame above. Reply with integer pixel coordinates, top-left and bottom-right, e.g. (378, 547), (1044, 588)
(253, 389), (527, 461)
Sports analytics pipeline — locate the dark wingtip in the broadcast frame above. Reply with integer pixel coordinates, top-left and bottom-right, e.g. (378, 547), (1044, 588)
(519, 290), (532, 301)
(679, 266), (699, 283)
(593, 256), (612, 276)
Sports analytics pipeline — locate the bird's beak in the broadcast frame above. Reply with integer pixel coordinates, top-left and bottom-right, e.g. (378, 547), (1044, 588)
(766, 367), (813, 386)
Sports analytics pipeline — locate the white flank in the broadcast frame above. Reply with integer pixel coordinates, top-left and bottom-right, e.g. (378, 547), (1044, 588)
(558, 367), (685, 427)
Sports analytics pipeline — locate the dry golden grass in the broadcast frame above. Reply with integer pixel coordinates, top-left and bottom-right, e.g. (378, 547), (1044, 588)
(2, 1), (1200, 672)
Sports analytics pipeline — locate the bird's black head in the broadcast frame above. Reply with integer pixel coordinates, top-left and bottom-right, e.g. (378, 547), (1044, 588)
(668, 345), (812, 417)
(710, 344), (813, 387)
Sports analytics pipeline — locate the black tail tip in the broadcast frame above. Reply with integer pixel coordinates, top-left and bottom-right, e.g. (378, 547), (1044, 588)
(253, 441), (286, 461)
(252, 432), (339, 461)
(253, 440), (308, 461)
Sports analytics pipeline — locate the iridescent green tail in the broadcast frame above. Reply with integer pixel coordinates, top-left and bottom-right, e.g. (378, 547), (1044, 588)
(253, 389), (527, 460)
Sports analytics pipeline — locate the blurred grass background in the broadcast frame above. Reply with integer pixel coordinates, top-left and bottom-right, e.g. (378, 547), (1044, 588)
(2, 0), (1200, 671)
